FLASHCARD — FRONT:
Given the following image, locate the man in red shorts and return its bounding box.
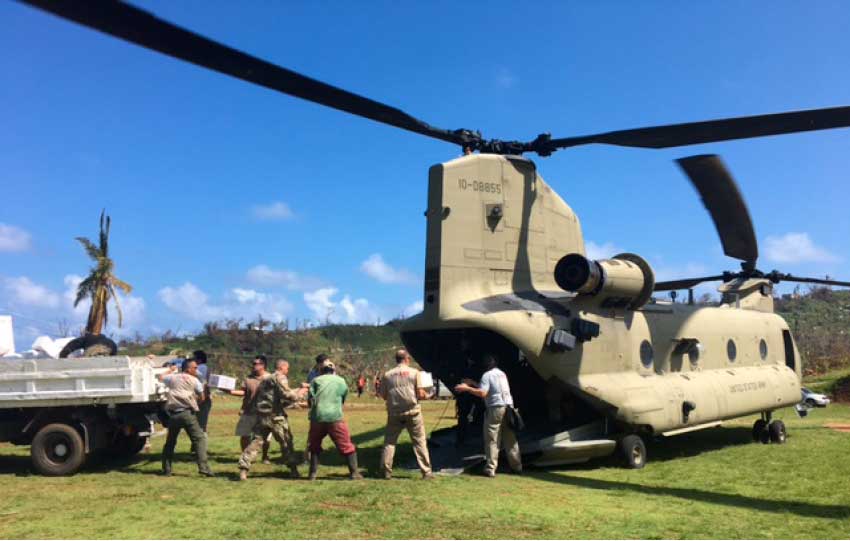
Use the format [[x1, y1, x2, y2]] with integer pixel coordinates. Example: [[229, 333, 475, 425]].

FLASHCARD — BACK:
[[307, 358, 362, 480]]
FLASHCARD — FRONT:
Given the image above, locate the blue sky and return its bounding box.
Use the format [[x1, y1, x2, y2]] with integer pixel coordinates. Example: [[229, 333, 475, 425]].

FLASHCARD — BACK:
[[2, 1, 849, 348]]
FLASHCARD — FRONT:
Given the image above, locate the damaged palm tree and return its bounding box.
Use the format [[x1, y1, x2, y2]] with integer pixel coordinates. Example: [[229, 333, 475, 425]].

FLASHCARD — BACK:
[[60, 210, 133, 358]]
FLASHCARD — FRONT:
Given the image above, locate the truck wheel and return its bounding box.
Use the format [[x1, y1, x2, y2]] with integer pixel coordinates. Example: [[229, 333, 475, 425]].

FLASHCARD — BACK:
[[31, 423, 86, 476], [109, 433, 147, 458], [619, 434, 646, 469], [768, 420, 787, 444]]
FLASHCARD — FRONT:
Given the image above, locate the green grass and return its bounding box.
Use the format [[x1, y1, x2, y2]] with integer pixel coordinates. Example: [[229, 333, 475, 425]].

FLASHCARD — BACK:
[[2, 396, 850, 539]]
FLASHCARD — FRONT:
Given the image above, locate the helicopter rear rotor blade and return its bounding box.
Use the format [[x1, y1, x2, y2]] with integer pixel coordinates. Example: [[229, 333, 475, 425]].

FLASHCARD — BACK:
[[542, 106, 850, 152], [653, 275, 727, 291], [675, 155, 758, 268], [767, 273, 850, 288], [18, 0, 471, 147]]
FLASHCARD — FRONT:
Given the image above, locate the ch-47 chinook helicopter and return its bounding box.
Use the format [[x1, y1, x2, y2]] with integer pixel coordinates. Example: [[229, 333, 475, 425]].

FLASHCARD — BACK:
[[20, 0, 850, 469]]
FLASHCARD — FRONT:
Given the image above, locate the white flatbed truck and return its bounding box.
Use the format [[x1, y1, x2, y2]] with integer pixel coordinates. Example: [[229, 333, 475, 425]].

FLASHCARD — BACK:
[[0, 355, 168, 475]]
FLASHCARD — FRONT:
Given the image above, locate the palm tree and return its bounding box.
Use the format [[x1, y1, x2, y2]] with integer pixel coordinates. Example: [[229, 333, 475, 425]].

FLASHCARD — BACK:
[[74, 210, 132, 336]]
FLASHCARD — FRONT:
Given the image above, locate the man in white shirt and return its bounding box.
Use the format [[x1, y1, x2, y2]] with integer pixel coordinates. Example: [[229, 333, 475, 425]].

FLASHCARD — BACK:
[[190, 350, 212, 433], [454, 354, 522, 477]]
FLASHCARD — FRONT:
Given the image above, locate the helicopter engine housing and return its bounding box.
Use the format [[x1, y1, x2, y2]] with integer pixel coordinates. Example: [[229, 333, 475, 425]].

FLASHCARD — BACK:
[[554, 252, 655, 309]]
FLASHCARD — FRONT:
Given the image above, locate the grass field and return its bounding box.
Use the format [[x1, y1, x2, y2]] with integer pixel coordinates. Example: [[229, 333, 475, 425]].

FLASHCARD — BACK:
[[2, 395, 849, 539]]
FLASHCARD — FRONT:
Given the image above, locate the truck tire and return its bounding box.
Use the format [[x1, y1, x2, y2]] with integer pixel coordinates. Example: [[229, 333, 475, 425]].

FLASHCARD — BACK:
[[31, 423, 86, 476], [108, 433, 147, 458], [59, 334, 117, 358], [619, 434, 647, 469]]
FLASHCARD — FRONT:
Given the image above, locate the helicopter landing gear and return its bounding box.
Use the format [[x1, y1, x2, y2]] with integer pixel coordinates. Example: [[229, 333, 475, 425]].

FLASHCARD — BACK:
[[752, 419, 769, 443], [618, 434, 646, 469], [768, 420, 787, 444], [753, 412, 785, 444]]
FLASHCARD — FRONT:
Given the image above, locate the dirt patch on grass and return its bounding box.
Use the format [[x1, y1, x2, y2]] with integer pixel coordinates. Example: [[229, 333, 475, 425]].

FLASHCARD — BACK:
[[824, 423, 850, 433], [318, 501, 366, 511]]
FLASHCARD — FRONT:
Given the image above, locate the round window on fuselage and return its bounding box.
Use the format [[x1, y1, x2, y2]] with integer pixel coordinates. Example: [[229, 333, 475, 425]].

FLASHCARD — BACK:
[[727, 339, 737, 362], [640, 340, 653, 368], [759, 339, 768, 360]]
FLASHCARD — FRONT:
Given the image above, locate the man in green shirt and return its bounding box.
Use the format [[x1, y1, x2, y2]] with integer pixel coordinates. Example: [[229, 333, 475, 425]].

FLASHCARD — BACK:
[[307, 358, 362, 480]]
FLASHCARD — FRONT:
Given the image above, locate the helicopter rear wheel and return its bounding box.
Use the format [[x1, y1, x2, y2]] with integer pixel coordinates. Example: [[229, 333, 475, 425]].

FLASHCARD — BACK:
[[768, 420, 787, 444], [619, 434, 646, 469], [752, 419, 769, 443]]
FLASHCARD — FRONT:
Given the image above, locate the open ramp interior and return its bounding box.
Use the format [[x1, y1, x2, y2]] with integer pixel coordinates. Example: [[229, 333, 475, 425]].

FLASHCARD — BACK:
[[411, 420, 616, 475]]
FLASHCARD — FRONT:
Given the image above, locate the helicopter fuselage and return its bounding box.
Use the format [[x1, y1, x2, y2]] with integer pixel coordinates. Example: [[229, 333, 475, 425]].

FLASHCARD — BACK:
[[401, 153, 802, 436]]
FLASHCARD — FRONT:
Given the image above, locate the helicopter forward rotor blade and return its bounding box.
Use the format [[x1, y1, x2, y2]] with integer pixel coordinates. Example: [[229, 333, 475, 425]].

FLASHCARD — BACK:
[[653, 275, 727, 291], [676, 155, 758, 267], [18, 0, 471, 147], [542, 106, 850, 152]]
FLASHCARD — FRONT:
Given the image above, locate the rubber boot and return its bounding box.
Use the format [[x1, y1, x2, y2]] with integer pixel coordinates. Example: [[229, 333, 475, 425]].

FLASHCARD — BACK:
[[308, 453, 320, 481], [347, 452, 363, 480], [161, 460, 172, 476]]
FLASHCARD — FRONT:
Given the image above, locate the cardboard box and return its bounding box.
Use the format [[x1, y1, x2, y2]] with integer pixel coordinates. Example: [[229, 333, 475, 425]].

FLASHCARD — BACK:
[[417, 371, 434, 389], [209, 374, 236, 391]]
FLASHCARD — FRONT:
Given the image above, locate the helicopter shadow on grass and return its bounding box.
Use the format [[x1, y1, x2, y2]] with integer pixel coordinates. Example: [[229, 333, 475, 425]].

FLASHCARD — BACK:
[[526, 427, 850, 520], [643, 425, 754, 462], [528, 470, 850, 520]]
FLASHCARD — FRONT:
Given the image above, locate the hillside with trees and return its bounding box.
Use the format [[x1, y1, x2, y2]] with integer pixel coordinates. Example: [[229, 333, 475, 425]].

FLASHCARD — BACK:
[[118, 288, 850, 387], [121, 319, 404, 385], [776, 287, 850, 376]]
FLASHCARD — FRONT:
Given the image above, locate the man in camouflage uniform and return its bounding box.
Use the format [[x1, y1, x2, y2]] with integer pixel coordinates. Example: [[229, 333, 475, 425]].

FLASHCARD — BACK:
[[272, 359, 302, 463], [379, 349, 433, 479], [238, 358, 306, 480]]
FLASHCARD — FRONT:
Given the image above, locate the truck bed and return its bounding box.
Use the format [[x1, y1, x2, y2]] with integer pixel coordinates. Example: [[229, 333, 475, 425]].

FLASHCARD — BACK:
[[0, 355, 168, 409]]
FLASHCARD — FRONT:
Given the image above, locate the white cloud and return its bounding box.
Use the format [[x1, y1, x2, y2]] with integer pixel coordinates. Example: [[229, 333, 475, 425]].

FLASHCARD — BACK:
[[0, 274, 147, 342], [360, 254, 419, 285], [245, 264, 324, 290], [158, 282, 213, 319], [339, 296, 373, 322], [496, 66, 517, 89], [0, 224, 32, 252], [2, 276, 60, 308], [764, 232, 839, 264], [303, 287, 382, 324], [585, 241, 622, 261], [252, 201, 294, 221], [158, 282, 292, 323], [403, 300, 424, 318], [62, 274, 89, 321], [303, 287, 337, 321]]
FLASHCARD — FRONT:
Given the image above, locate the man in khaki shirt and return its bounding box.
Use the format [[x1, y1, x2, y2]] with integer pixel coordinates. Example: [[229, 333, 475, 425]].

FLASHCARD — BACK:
[[158, 359, 214, 477], [379, 349, 433, 479]]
